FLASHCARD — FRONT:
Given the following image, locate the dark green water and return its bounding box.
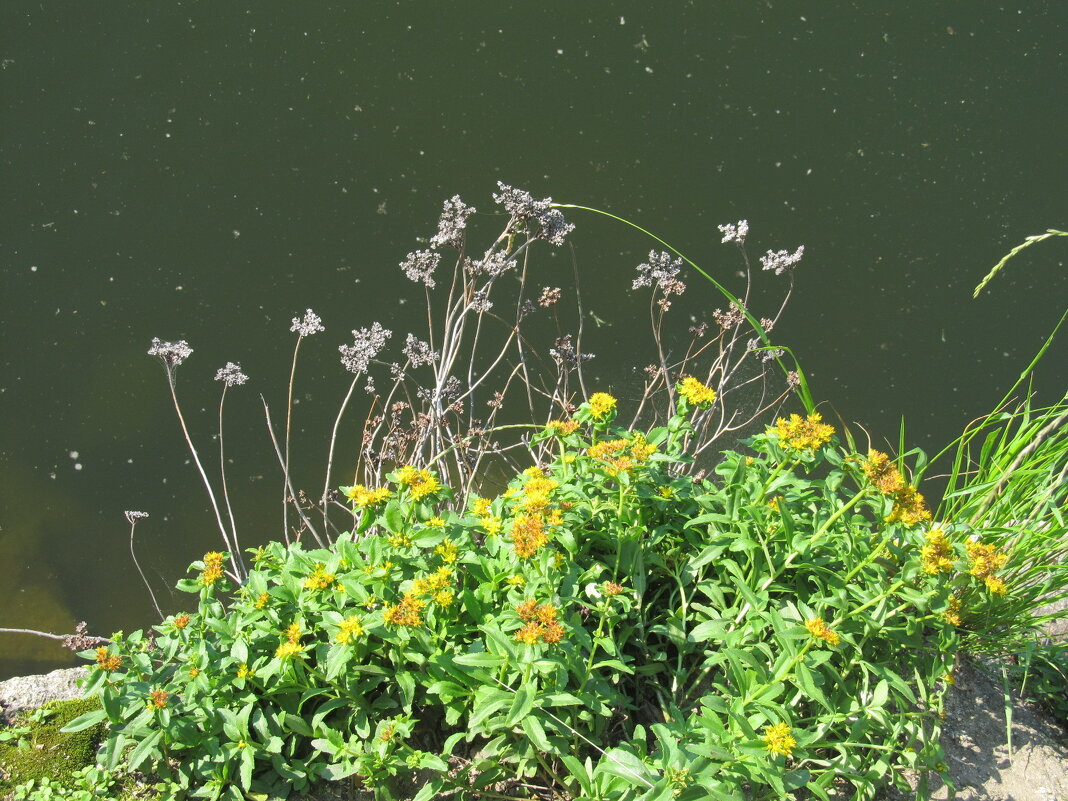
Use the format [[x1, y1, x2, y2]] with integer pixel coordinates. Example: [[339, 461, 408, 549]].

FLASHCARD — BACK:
[[2, 2, 1065, 679]]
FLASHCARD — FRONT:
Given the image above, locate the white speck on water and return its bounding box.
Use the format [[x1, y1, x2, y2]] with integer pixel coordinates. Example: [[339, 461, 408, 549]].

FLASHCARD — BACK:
[[620, 16, 625, 24], [232, 229, 241, 238], [74, 463, 83, 471], [30, 265, 37, 272], [69, 451, 79, 459], [556, 49, 564, 55], [644, 66, 653, 73]]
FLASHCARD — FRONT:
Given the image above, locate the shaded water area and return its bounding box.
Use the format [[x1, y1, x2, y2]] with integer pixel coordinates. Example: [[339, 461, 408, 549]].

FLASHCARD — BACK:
[[2, 2, 1065, 679]]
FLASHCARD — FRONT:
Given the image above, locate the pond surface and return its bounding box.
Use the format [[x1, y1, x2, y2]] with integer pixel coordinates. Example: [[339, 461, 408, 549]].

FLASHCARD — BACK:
[[2, 2, 1065, 679]]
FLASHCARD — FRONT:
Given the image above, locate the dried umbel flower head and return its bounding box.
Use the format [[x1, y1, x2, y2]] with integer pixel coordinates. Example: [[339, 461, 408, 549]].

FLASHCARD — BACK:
[[492, 182, 575, 246], [632, 251, 686, 296], [760, 245, 805, 275], [402, 334, 436, 368], [147, 338, 192, 367], [124, 510, 149, 524], [214, 362, 249, 387], [290, 309, 325, 337], [718, 220, 749, 244], [538, 286, 562, 307], [429, 194, 476, 250], [400, 249, 442, 288], [339, 322, 392, 374]]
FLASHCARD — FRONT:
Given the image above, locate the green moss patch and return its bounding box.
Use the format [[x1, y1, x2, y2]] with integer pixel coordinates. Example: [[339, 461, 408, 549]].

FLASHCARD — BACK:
[[0, 696, 104, 794]]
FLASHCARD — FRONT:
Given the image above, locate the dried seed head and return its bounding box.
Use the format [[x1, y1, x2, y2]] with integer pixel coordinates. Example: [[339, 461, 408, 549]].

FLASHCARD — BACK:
[[290, 309, 325, 337], [214, 362, 249, 387], [147, 338, 192, 367]]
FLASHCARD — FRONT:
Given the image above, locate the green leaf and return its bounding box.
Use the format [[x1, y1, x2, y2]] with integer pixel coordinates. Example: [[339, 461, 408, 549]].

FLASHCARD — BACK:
[[383, 500, 404, 532], [61, 708, 107, 733], [127, 728, 163, 771], [871, 678, 889, 709], [454, 651, 504, 668], [793, 662, 831, 713], [521, 715, 551, 751], [504, 683, 535, 727], [284, 713, 314, 737]]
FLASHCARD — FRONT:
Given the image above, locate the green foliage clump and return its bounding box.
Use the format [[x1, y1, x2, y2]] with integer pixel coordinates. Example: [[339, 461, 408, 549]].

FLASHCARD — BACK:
[[0, 696, 104, 794], [66, 388, 1011, 801]]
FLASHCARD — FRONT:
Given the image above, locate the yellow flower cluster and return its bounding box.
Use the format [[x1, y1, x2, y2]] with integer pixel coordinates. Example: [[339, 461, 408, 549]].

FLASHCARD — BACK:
[[335, 614, 365, 643], [434, 538, 459, 563], [394, 466, 440, 500], [343, 485, 392, 507], [885, 484, 931, 527], [511, 512, 550, 558], [201, 551, 226, 586], [383, 594, 425, 627], [412, 567, 453, 596], [95, 646, 122, 673], [763, 722, 797, 757], [546, 419, 580, 436], [276, 622, 304, 659], [173, 614, 190, 630], [677, 376, 717, 407], [514, 600, 565, 645], [426, 516, 446, 527], [942, 596, 963, 626], [304, 563, 336, 591], [149, 690, 169, 709], [966, 541, 1009, 595], [236, 663, 253, 679], [519, 473, 559, 513], [771, 413, 834, 451], [388, 531, 413, 548], [862, 450, 907, 495], [604, 581, 625, 596], [255, 592, 270, 609], [920, 528, 955, 575], [804, 617, 840, 646], [588, 392, 617, 419], [587, 434, 657, 476]]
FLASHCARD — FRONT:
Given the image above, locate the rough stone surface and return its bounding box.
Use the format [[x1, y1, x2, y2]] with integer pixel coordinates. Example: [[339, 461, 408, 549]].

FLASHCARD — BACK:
[[0, 667, 87, 723]]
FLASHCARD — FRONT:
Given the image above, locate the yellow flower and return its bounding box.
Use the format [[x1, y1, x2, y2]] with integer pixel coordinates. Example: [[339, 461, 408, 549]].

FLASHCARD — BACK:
[[965, 541, 1008, 580], [604, 582, 625, 596], [804, 617, 840, 647], [588, 392, 617, 419], [480, 515, 503, 536], [771, 413, 834, 451], [507, 574, 526, 588], [433, 589, 455, 607], [546, 419, 580, 436], [426, 516, 446, 527], [188, 666, 201, 678], [395, 466, 439, 499], [388, 532, 413, 548], [763, 722, 796, 757], [201, 551, 226, 586], [94, 646, 122, 673], [149, 690, 169, 708], [236, 663, 253, 679], [284, 622, 302, 642], [383, 594, 425, 627], [255, 592, 270, 609], [984, 576, 1008, 596], [659, 486, 675, 499], [335, 615, 365, 643], [886, 485, 931, 527], [275, 641, 303, 659], [435, 538, 459, 563], [677, 376, 717, 407], [920, 528, 955, 575], [412, 567, 453, 595], [303, 563, 336, 591], [173, 614, 191, 630], [942, 596, 963, 627], [862, 450, 906, 495], [471, 497, 492, 516], [343, 485, 392, 507], [511, 512, 550, 558]]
